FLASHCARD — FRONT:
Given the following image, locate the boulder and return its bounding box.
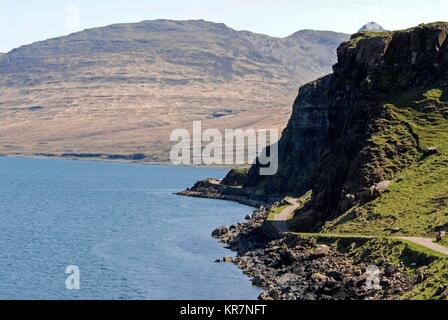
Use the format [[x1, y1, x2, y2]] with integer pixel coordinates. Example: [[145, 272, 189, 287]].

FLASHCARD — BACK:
[[436, 231, 446, 242], [435, 285, 447, 296], [359, 186, 376, 203], [258, 292, 274, 301], [384, 264, 397, 276], [252, 276, 264, 287], [311, 272, 328, 283], [302, 292, 317, 300], [223, 256, 233, 263], [340, 193, 356, 212], [277, 273, 296, 285], [373, 180, 392, 197], [212, 226, 228, 237], [422, 147, 439, 158], [280, 249, 299, 265], [327, 270, 343, 281], [313, 244, 331, 258]]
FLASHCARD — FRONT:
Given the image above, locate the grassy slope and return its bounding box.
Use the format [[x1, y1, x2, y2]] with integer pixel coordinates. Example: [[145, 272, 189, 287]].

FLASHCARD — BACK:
[[323, 85, 448, 241], [278, 85, 448, 299]]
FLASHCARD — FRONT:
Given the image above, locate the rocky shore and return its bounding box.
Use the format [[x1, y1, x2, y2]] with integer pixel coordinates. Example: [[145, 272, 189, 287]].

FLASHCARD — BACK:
[[177, 179, 280, 207], [213, 205, 415, 300]]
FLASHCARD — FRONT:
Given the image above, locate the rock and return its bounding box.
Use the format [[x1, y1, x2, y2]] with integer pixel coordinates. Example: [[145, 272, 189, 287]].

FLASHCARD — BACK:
[[380, 278, 391, 288], [221, 168, 249, 186], [359, 187, 375, 203], [302, 292, 316, 300], [415, 270, 428, 283], [212, 226, 228, 237], [435, 231, 446, 242], [435, 285, 447, 296], [245, 215, 251, 220], [327, 270, 343, 281], [243, 23, 448, 234], [268, 289, 282, 300], [223, 256, 233, 263], [384, 264, 397, 276], [214, 259, 221, 263], [280, 249, 299, 265], [210, 198, 415, 301], [422, 147, 439, 158], [373, 180, 392, 197], [277, 273, 296, 285], [340, 193, 356, 212], [440, 290, 448, 299], [353, 268, 363, 276], [311, 272, 328, 283], [258, 292, 273, 301], [229, 224, 238, 231], [251, 276, 264, 287], [313, 244, 331, 258], [389, 227, 401, 233]]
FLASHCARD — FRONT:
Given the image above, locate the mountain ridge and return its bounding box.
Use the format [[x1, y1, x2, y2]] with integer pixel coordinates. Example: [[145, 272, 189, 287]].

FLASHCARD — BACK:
[[0, 19, 349, 161], [358, 21, 385, 32]]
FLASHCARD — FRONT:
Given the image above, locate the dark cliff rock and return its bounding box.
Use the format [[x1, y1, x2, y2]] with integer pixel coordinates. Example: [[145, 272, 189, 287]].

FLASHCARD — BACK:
[[245, 75, 331, 195], [244, 22, 448, 230], [222, 168, 250, 186]]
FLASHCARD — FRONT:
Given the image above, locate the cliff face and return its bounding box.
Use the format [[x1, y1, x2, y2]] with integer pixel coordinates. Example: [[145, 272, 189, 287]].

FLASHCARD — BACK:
[[245, 75, 331, 195], [246, 22, 448, 230]]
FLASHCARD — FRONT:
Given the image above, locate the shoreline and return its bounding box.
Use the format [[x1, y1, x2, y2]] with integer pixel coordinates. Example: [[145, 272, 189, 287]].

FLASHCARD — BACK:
[[0, 154, 238, 170], [214, 200, 416, 300], [179, 181, 416, 300], [177, 179, 282, 208]]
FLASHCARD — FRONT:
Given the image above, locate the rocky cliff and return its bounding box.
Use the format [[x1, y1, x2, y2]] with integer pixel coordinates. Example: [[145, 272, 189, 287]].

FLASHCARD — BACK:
[[245, 22, 448, 231]]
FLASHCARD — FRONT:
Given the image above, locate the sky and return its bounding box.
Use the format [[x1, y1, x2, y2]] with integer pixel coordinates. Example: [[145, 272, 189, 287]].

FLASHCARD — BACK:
[[1, 0, 447, 53]]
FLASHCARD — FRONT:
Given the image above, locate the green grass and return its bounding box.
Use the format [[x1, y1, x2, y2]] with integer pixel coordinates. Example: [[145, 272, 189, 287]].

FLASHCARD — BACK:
[[404, 259, 448, 300], [269, 85, 448, 298], [348, 31, 392, 48], [323, 85, 448, 238], [267, 205, 289, 221], [281, 86, 448, 299]]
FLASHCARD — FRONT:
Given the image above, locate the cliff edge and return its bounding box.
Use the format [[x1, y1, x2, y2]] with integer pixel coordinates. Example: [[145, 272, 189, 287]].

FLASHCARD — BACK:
[[243, 22, 448, 233]]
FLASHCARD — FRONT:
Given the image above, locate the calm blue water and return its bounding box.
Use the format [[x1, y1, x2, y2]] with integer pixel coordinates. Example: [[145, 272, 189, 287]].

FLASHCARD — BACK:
[[0, 157, 260, 300]]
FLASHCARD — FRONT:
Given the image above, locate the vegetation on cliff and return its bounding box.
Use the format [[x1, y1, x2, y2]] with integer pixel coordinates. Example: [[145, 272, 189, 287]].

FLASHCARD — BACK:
[[241, 22, 448, 236], [220, 22, 448, 299]]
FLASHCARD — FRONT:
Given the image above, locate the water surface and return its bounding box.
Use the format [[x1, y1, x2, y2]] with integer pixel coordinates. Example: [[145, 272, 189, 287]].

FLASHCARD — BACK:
[[0, 157, 260, 299]]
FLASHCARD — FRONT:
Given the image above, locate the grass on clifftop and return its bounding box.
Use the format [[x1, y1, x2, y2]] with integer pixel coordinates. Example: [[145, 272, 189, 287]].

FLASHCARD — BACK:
[[322, 85, 448, 240]]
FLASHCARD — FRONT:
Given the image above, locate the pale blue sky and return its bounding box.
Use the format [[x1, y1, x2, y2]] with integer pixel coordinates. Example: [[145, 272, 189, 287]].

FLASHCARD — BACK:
[[1, 0, 447, 53]]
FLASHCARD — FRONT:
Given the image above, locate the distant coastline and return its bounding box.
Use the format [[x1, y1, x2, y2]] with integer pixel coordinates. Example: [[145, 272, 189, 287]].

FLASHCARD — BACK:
[[0, 154, 241, 170]]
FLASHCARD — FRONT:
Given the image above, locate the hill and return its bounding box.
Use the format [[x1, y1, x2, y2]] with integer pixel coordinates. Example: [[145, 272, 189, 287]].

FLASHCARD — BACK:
[[358, 22, 385, 32], [0, 19, 348, 161]]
